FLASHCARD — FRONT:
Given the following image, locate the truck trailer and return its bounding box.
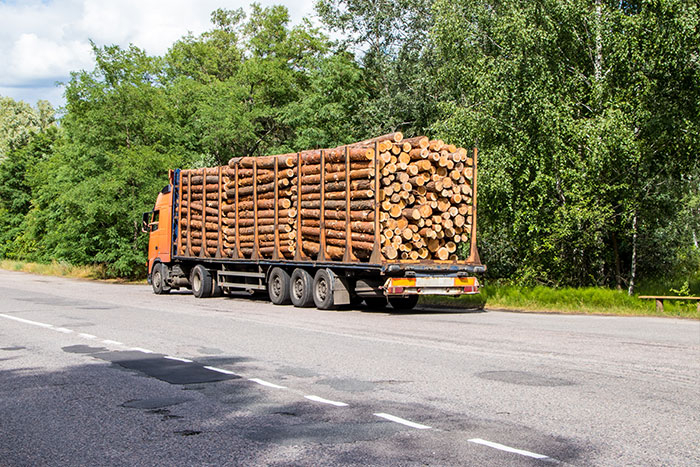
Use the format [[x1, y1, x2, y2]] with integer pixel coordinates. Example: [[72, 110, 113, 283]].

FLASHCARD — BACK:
[[143, 133, 485, 311]]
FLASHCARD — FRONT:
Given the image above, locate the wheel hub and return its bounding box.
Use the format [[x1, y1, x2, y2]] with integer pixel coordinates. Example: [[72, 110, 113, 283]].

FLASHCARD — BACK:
[[317, 279, 327, 301]]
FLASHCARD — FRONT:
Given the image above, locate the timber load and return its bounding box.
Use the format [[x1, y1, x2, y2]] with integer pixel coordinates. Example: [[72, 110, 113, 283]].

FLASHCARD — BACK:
[[174, 132, 479, 264]]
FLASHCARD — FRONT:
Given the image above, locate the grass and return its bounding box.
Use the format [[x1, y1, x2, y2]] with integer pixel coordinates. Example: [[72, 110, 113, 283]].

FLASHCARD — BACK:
[[2, 259, 696, 318], [0, 260, 145, 284], [422, 284, 700, 319]]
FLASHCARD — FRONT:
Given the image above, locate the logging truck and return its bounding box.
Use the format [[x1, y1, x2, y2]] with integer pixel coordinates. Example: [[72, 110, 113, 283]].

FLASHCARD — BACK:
[[143, 133, 485, 311]]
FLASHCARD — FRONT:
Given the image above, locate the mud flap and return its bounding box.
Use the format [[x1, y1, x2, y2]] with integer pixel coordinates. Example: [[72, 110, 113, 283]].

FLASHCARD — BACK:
[[330, 269, 351, 306]]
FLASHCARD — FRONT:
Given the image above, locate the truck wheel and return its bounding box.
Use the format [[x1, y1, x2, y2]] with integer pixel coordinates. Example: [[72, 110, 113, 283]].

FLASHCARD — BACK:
[[190, 265, 212, 298], [388, 295, 419, 311], [210, 275, 222, 297], [268, 267, 291, 305], [290, 268, 314, 307], [363, 297, 387, 309], [313, 269, 336, 310], [152, 263, 171, 295]]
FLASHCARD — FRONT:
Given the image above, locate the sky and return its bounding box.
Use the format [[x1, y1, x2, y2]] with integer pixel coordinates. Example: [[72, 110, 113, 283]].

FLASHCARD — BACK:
[[0, 0, 316, 109]]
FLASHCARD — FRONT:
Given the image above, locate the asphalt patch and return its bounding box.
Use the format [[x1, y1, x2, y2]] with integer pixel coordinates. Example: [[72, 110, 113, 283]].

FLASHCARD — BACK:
[[63, 345, 107, 354], [1, 346, 26, 351], [476, 370, 574, 387], [93, 350, 240, 384], [62, 346, 240, 385], [122, 397, 190, 409]]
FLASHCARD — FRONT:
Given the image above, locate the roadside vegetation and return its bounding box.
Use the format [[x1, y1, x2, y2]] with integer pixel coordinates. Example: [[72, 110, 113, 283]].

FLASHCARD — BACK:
[[423, 282, 700, 319], [1, 1, 698, 306]]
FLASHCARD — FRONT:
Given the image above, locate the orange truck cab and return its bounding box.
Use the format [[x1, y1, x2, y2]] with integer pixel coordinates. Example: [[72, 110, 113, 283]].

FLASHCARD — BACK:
[[143, 173, 174, 281]]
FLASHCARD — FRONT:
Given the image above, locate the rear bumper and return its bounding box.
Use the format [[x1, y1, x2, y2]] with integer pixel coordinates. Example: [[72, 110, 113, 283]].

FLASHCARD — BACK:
[[383, 276, 480, 296]]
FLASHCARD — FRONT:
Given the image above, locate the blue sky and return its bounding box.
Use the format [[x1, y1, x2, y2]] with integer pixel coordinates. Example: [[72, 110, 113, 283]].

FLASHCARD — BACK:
[[0, 0, 316, 109]]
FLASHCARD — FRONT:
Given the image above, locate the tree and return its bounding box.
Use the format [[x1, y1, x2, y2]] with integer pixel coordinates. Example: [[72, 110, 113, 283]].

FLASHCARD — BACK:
[[0, 96, 41, 160], [431, 0, 700, 288]]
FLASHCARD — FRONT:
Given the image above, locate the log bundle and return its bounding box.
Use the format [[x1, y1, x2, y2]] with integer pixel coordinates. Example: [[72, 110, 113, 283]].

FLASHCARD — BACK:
[[174, 133, 477, 263], [177, 167, 226, 257]]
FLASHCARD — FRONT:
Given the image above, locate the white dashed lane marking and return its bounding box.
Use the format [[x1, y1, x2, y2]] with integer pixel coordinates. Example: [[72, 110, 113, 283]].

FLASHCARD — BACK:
[[304, 395, 349, 407], [374, 412, 431, 429], [0, 314, 54, 328], [78, 333, 97, 339], [468, 438, 549, 459], [249, 378, 287, 389], [203, 366, 237, 375], [129, 347, 155, 353], [164, 356, 193, 363], [102, 339, 123, 346], [54, 327, 74, 334]]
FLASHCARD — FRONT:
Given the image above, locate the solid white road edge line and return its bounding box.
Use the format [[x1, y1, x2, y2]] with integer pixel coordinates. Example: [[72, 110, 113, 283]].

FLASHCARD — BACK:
[[468, 438, 549, 459], [78, 333, 97, 339], [248, 378, 287, 389], [53, 327, 73, 334], [129, 347, 155, 354], [304, 395, 349, 407], [164, 356, 193, 363], [203, 366, 237, 375], [0, 314, 54, 329], [374, 412, 431, 429]]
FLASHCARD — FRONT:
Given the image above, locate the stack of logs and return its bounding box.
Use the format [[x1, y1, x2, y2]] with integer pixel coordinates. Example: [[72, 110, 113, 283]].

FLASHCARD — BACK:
[[176, 132, 475, 262], [377, 136, 474, 261], [177, 167, 226, 257]]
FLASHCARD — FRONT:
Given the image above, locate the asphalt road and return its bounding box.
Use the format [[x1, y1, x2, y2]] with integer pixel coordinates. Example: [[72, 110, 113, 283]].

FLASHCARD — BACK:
[[0, 270, 698, 466]]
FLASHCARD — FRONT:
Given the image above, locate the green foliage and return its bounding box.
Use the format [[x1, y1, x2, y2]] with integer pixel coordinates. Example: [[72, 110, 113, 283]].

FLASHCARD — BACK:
[[431, 0, 700, 288], [0, 96, 41, 160], [424, 283, 699, 319]]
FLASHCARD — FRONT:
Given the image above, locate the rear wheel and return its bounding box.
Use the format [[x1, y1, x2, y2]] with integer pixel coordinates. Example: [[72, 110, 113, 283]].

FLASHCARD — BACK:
[[190, 265, 212, 298], [313, 269, 336, 310], [388, 295, 419, 311], [151, 263, 170, 295], [210, 274, 223, 297], [290, 268, 314, 307], [268, 267, 291, 305]]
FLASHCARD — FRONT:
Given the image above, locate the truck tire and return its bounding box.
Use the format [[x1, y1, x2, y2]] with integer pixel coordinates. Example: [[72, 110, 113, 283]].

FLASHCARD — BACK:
[[363, 297, 387, 309], [190, 265, 212, 298], [210, 275, 222, 297], [290, 268, 314, 307], [268, 267, 291, 305], [313, 269, 336, 310], [388, 295, 419, 311], [152, 263, 171, 295]]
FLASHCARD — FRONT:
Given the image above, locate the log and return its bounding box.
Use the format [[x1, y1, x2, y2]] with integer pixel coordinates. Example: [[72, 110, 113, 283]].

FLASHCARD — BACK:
[[299, 199, 374, 210]]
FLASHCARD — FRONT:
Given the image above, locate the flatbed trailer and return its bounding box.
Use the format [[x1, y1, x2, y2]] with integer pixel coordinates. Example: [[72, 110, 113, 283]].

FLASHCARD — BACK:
[[144, 136, 485, 310]]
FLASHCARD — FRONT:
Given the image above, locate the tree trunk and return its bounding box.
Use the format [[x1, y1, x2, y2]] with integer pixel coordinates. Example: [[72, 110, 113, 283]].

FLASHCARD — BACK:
[[612, 231, 622, 290], [628, 210, 638, 296]]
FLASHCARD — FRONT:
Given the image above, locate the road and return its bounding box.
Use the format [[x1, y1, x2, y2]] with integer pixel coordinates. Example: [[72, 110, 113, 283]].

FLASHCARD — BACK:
[[0, 270, 698, 466]]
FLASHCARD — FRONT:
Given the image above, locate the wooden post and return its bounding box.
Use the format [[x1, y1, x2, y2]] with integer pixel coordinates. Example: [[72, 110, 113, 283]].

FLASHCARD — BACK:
[[343, 145, 355, 262], [318, 149, 327, 261], [199, 169, 206, 258], [466, 146, 481, 265], [370, 141, 383, 263], [176, 170, 183, 256], [273, 156, 280, 260], [234, 163, 240, 259], [655, 299, 664, 312], [216, 165, 223, 258], [186, 171, 192, 256], [295, 152, 304, 260], [252, 158, 260, 260]]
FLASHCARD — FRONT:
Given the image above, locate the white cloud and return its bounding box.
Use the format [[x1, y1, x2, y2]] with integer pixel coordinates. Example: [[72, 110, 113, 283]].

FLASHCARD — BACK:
[[0, 0, 317, 107]]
